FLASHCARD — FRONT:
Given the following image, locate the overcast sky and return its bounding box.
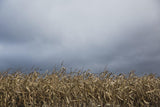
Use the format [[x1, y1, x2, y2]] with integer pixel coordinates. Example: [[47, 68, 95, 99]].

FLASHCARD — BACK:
[[0, 0, 160, 74]]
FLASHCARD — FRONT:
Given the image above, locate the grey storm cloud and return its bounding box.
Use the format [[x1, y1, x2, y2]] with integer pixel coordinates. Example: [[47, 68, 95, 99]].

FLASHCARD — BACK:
[[0, 0, 160, 74]]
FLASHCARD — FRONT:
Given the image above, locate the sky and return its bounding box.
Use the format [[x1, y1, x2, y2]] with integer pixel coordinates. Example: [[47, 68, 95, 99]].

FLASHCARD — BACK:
[[0, 0, 160, 75]]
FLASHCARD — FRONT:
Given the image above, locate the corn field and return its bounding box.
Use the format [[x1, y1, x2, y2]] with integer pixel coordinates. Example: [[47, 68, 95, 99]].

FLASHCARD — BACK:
[[0, 68, 160, 107]]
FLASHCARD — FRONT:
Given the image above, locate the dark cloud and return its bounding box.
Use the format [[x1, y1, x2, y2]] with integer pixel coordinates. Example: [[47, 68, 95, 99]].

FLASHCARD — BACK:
[[0, 0, 160, 75]]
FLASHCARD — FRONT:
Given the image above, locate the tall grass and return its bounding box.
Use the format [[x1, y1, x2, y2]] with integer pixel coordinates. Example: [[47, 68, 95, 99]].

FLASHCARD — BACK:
[[0, 67, 160, 107]]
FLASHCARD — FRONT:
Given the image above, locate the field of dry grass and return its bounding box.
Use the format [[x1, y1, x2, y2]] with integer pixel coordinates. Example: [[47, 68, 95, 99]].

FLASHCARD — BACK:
[[0, 67, 160, 107]]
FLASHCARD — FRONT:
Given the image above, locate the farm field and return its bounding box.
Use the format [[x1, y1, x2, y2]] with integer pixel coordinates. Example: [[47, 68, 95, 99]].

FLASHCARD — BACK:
[[0, 67, 160, 107]]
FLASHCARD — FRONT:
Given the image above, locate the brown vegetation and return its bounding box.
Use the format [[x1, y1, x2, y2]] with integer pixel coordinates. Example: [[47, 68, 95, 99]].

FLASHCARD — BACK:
[[0, 68, 160, 107]]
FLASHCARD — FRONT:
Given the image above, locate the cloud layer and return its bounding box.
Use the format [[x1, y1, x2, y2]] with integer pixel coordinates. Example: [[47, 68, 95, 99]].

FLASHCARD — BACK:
[[0, 0, 160, 74]]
